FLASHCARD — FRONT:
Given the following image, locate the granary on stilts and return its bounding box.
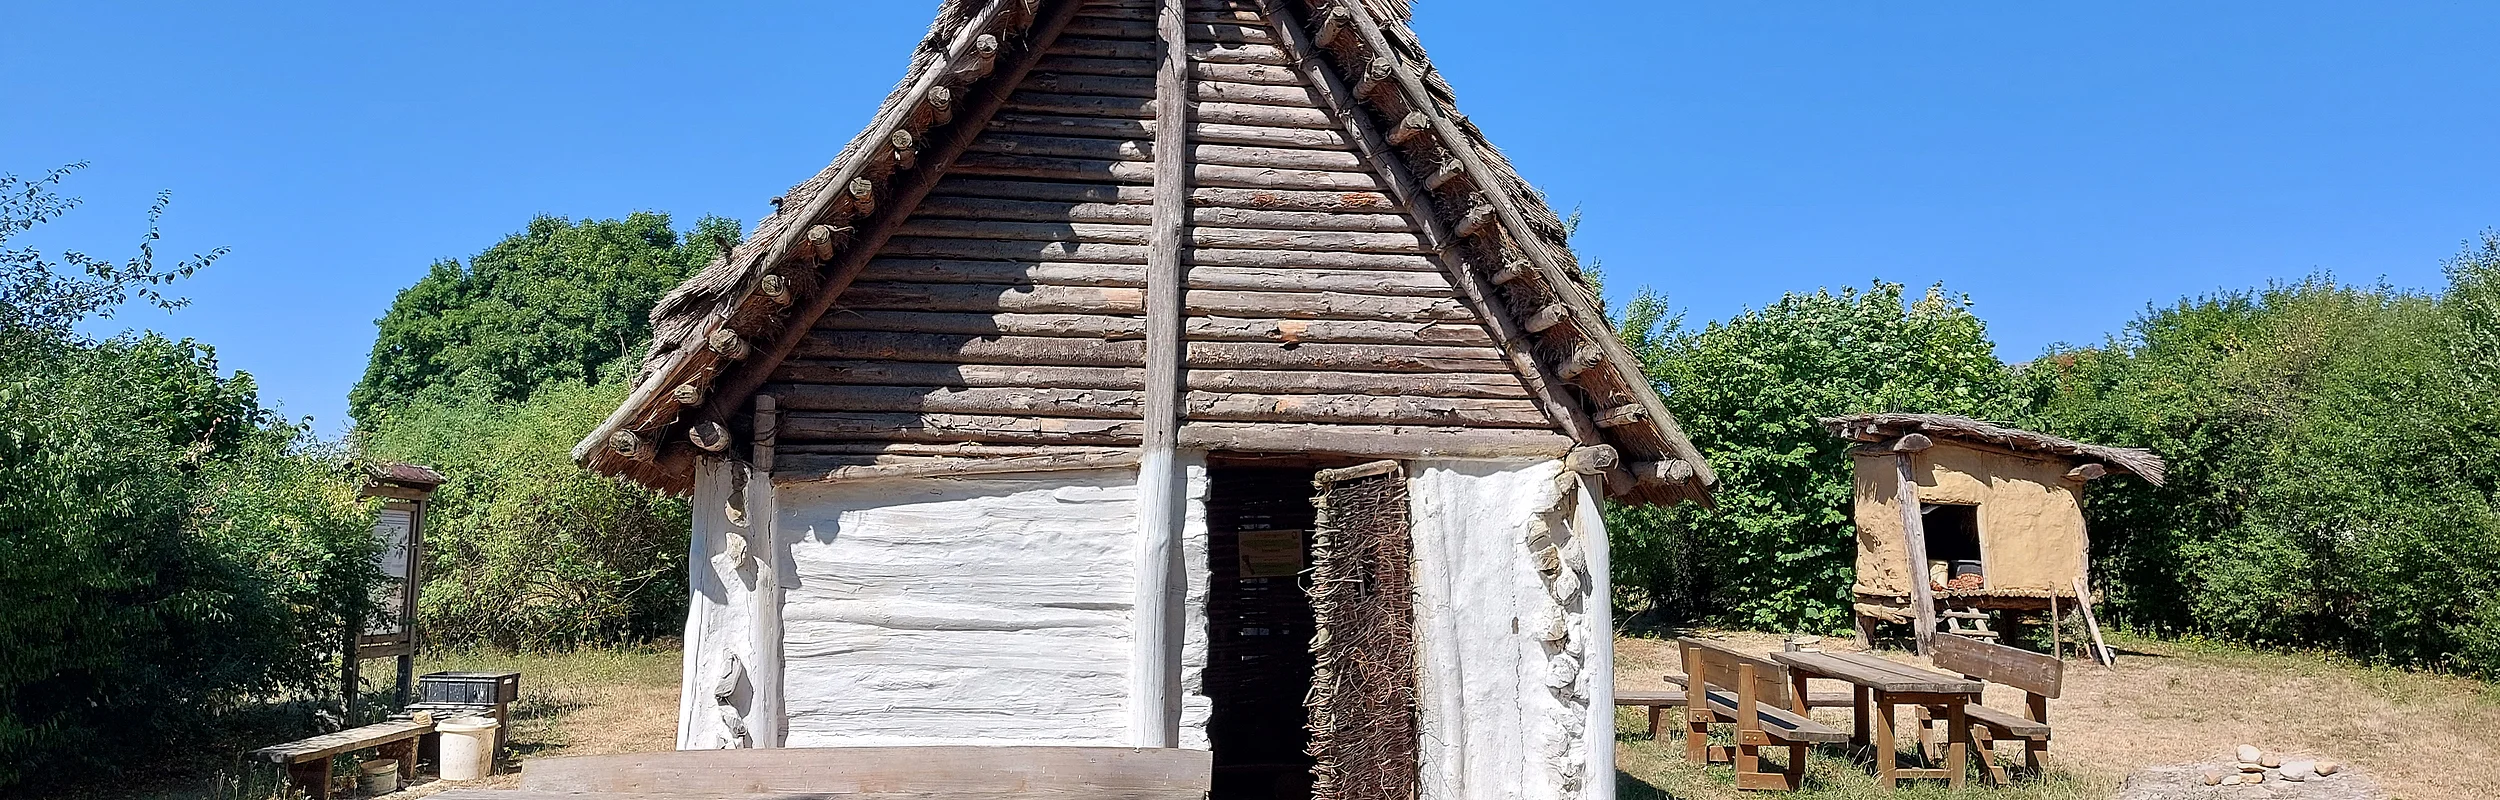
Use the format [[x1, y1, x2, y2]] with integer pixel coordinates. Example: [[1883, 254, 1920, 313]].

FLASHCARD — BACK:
[[574, 2, 1716, 799], [1822, 413, 2163, 652]]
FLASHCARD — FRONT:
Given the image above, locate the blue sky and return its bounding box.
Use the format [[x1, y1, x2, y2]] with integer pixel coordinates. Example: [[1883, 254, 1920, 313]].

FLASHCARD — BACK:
[[7, 2, 2497, 433]]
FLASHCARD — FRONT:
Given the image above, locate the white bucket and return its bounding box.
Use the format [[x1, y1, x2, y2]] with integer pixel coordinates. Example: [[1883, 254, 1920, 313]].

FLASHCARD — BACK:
[[358, 758, 400, 795], [436, 716, 500, 781]]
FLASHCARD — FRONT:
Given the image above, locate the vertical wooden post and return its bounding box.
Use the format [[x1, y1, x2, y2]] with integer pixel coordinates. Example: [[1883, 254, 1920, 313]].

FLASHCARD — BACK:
[[748, 395, 784, 747], [1128, 0, 1189, 749], [1892, 435, 1937, 655]]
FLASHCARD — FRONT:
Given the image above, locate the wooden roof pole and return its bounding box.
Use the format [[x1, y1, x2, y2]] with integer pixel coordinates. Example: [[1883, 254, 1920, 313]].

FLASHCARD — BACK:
[[1328, 0, 1716, 490], [577, 0, 1029, 473], [1259, 0, 1602, 448], [686, 0, 1088, 464], [1128, 0, 1190, 750]]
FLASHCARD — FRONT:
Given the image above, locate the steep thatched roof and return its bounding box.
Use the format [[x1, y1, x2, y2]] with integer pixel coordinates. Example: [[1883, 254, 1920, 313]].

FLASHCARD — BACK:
[[571, 0, 1716, 503], [1822, 413, 2166, 486]]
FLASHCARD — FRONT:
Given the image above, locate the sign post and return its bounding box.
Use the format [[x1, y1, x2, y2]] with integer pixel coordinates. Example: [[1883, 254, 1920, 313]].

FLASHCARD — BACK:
[[355, 463, 444, 711]]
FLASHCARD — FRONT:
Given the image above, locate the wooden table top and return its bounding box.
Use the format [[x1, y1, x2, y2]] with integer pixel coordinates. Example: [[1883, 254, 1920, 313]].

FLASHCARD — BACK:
[[1769, 650, 1983, 695]]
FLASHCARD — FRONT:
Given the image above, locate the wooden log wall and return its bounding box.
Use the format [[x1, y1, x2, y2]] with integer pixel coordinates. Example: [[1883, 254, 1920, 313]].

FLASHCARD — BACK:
[[766, 0, 1568, 473]]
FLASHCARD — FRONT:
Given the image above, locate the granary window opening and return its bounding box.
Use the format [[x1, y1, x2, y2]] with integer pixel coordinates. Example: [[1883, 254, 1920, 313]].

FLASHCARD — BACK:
[[1920, 503, 1985, 590], [1204, 465, 1321, 800]]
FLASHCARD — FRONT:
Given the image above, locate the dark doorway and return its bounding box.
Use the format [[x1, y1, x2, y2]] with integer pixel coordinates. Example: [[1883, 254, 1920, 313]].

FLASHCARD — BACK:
[[1205, 465, 1319, 800]]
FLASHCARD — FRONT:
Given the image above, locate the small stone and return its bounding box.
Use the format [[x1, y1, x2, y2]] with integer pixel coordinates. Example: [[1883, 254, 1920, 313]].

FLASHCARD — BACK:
[[2316, 761, 2342, 775], [2260, 753, 2282, 768], [2202, 770, 2225, 786], [2236, 744, 2263, 763], [2239, 762, 2266, 773], [2246, 770, 2267, 784]]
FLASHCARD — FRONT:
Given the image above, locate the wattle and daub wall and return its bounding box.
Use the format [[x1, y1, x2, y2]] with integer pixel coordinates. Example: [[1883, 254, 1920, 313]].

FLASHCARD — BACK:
[[1850, 443, 2090, 601]]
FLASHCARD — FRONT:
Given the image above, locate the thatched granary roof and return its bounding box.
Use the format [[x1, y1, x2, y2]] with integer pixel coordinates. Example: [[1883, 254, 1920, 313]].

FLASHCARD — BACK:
[[571, 0, 1716, 503], [1822, 413, 2166, 486]]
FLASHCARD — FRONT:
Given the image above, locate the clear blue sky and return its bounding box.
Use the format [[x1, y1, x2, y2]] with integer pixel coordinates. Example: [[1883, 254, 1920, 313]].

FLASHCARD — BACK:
[[8, 2, 2497, 433]]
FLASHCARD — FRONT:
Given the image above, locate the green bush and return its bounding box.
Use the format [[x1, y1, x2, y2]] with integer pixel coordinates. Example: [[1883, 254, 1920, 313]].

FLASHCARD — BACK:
[[360, 381, 690, 650], [2023, 239, 2500, 675], [1609, 282, 2017, 632], [0, 335, 378, 787]]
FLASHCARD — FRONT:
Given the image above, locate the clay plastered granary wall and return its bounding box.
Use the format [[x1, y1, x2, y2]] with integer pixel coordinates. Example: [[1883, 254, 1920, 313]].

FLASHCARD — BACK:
[[1849, 442, 2088, 600]]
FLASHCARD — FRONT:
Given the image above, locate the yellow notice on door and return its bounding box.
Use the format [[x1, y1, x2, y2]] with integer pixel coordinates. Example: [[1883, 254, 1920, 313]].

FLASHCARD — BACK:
[[1238, 530, 1305, 579]]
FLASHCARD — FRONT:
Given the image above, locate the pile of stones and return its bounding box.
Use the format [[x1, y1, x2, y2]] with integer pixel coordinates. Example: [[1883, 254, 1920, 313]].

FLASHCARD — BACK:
[[2203, 745, 2344, 787]]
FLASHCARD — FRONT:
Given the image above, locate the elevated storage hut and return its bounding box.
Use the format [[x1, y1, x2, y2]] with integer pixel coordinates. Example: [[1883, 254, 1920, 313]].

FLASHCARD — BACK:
[[1823, 414, 2163, 648], [571, 2, 1714, 800]]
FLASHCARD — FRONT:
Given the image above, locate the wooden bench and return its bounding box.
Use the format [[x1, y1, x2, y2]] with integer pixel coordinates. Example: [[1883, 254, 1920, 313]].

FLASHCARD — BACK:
[[1677, 638, 1848, 791], [427, 745, 1213, 800], [1616, 687, 1688, 738], [252, 719, 431, 800], [1919, 633, 2062, 784]]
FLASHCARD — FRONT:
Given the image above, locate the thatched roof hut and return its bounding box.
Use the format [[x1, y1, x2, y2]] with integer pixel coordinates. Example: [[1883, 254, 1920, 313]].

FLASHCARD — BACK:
[[1824, 413, 2163, 645]]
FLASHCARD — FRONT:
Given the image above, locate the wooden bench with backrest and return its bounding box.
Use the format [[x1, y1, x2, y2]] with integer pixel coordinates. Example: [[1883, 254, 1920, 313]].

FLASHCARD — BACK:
[[1619, 654, 1855, 741], [426, 745, 1213, 800], [1921, 633, 2062, 784], [1677, 638, 1849, 791], [252, 719, 431, 800]]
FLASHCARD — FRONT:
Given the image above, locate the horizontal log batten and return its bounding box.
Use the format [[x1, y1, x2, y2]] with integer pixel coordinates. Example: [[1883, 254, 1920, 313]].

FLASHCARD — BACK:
[[965, 135, 1365, 171], [1191, 101, 1336, 128], [831, 282, 1474, 320], [762, 384, 1548, 427], [950, 153, 1383, 191], [1177, 422, 1576, 459], [774, 450, 1147, 485], [925, 179, 1405, 215], [771, 361, 1534, 399], [792, 331, 1508, 372], [983, 115, 1353, 150], [888, 219, 1426, 254], [910, 196, 1414, 232], [781, 412, 1144, 445], [853, 260, 1453, 295], [877, 236, 1438, 270], [813, 309, 1494, 347]]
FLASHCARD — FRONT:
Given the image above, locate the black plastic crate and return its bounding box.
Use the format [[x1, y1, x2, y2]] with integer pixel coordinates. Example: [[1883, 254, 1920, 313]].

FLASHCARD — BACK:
[[417, 671, 519, 706]]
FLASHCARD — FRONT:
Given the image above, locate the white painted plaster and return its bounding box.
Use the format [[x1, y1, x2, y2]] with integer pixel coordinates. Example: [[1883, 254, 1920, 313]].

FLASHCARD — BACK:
[[1408, 458, 1605, 800]]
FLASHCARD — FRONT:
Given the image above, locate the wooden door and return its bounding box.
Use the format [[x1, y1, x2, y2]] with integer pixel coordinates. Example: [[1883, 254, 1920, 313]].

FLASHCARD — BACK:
[[1305, 461, 1418, 800]]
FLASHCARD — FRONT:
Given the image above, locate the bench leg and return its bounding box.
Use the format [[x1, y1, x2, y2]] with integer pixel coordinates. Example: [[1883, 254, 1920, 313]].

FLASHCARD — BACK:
[[1972, 726, 2010, 786], [2026, 736, 2048, 773], [1945, 703, 1969, 790], [1685, 708, 1710, 765], [390, 737, 420, 782], [1915, 706, 1942, 763], [1785, 742, 1807, 788], [1647, 705, 1663, 739], [287, 760, 331, 800], [1874, 693, 1898, 788], [1850, 685, 1870, 752]]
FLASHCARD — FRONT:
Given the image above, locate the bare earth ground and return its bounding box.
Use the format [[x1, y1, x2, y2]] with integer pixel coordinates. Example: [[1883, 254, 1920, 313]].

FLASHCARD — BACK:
[[116, 635, 2489, 799], [386, 647, 682, 798], [1616, 631, 2500, 800]]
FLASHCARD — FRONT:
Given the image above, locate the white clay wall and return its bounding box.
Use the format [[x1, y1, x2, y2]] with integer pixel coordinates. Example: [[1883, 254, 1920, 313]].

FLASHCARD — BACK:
[[676, 460, 1212, 750], [674, 457, 1606, 800], [1410, 459, 1613, 800]]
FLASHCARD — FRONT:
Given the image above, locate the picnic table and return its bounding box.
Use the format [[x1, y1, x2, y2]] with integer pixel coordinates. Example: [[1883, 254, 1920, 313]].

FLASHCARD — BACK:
[[1769, 650, 1984, 789]]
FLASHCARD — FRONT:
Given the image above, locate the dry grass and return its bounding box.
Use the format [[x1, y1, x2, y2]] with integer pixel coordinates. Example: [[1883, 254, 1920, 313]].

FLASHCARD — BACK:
[[1615, 631, 2500, 800], [393, 646, 681, 795]]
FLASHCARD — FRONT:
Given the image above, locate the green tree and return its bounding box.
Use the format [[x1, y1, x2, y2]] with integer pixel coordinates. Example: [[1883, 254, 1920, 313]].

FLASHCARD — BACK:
[[348, 212, 737, 424], [0, 165, 378, 788], [1610, 282, 2018, 632], [360, 381, 690, 649]]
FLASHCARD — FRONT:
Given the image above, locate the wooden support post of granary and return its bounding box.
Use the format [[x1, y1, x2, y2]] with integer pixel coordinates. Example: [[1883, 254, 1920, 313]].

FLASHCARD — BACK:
[[1823, 414, 2164, 654], [571, 2, 1719, 798]]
